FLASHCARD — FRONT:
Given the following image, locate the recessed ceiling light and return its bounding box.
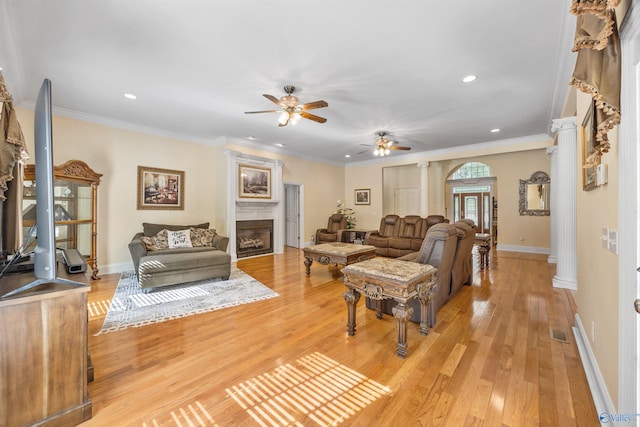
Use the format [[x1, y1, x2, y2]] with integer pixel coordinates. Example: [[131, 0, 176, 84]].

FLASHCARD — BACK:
[[274, 143, 284, 147], [462, 75, 477, 83], [345, 154, 351, 158], [124, 93, 137, 100], [490, 128, 500, 133], [247, 136, 256, 140]]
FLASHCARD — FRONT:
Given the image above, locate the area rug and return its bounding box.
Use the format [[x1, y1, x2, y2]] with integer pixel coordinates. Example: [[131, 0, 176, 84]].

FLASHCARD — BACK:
[[96, 266, 278, 335]]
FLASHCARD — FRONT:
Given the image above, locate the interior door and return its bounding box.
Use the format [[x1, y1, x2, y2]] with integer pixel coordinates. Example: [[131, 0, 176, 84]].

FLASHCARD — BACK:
[[284, 185, 300, 248]]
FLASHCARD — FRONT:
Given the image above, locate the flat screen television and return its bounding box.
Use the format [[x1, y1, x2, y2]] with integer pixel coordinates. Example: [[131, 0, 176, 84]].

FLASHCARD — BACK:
[[1, 79, 84, 298]]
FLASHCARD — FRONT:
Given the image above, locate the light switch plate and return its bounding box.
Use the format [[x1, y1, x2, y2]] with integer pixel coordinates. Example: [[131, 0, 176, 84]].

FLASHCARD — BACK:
[[596, 163, 608, 186], [608, 229, 618, 254], [601, 227, 609, 249]]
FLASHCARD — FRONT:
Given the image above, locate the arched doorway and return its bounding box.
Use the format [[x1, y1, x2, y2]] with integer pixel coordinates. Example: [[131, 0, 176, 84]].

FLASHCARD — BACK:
[[447, 161, 496, 237]]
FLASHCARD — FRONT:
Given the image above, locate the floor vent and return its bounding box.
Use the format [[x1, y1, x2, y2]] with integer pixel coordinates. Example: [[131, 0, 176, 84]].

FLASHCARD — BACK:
[[550, 327, 570, 344]]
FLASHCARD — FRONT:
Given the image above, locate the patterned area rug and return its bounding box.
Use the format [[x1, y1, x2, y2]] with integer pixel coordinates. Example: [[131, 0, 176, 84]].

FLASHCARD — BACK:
[[96, 266, 278, 335]]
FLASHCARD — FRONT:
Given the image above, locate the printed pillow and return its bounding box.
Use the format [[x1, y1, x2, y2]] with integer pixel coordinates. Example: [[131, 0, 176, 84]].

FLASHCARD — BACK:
[[141, 229, 169, 251], [190, 227, 217, 247], [167, 229, 193, 249]]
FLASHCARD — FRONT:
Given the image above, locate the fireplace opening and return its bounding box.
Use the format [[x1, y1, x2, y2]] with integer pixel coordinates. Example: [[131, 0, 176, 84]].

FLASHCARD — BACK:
[[236, 219, 273, 258]]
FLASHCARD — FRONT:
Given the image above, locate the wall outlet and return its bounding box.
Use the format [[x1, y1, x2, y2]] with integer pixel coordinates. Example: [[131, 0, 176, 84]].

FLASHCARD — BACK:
[[310, 235, 314, 242]]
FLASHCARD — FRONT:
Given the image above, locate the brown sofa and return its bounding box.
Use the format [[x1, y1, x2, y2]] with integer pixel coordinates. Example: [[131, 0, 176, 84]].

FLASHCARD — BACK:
[[128, 222, 231, 292], [365, 220, 476, 327], [364, 214, 449, 257]]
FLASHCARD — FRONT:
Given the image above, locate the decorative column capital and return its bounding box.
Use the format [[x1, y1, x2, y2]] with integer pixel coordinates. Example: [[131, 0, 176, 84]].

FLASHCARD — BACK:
[[417, 161, 430, 168], [551, 116, 577, 133], [546, 145, 558, 155]]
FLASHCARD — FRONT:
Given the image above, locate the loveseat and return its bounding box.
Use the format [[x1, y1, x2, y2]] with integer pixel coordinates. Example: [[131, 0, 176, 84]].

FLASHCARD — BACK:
[[365, 220, 476, 327], [364, 214, 449, 257], [128, 222, 231, 292]]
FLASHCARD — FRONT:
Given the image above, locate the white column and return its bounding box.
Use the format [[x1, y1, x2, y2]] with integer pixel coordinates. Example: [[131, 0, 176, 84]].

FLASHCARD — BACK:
[[418, 161, 430, 216], [546, 145, 558, 264], [550, 117, 577, 290]]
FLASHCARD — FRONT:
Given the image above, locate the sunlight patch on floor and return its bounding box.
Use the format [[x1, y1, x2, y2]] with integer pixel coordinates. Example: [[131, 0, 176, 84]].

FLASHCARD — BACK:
[[226, 352, 391, 427], [87, 299, 111, 318], [143, 401, 219, 427]]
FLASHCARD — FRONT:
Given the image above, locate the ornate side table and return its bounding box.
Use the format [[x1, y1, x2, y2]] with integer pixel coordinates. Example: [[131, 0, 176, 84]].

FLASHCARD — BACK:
[[341, 258, 437, 358], [302, 242, 376, 275], [474, 233, 492, 269]]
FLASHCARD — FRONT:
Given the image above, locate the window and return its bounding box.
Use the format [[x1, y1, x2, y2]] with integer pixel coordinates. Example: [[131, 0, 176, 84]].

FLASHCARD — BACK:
[[451, 162, 491, 179]]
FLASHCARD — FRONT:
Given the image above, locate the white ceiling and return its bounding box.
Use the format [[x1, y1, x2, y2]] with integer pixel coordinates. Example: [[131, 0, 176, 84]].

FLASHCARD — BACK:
[[0, 0, 576, 165]]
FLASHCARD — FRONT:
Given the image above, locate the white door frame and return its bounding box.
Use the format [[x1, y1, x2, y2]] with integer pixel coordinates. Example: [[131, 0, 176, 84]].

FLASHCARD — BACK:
[[618, 5, 640, 419], [284, 182, 304, 248]]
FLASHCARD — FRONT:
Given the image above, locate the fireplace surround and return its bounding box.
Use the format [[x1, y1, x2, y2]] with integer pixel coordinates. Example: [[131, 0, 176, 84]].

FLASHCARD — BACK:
[[226, 150, 284, 260]]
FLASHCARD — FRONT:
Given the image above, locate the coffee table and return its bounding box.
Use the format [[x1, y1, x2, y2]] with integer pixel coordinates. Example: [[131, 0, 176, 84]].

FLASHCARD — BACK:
[[302, 242, 376, 275], [341, 257, 437, 358]]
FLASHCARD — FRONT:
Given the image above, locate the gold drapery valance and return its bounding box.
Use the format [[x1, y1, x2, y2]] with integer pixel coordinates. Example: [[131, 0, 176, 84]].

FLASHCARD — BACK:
[[569, 0, 621, 166]]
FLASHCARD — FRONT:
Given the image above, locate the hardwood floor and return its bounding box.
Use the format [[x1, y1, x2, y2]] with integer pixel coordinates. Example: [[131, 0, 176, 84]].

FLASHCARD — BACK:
[[82, 247, 599, 426]]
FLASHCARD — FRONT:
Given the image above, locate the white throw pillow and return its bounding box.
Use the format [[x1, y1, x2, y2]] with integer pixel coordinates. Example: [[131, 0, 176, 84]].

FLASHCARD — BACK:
[[167, 229, 193, 249]]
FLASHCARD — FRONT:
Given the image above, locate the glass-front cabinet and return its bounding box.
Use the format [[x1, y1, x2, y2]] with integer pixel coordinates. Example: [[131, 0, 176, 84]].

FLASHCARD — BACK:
[[23, 160, 102, 279]]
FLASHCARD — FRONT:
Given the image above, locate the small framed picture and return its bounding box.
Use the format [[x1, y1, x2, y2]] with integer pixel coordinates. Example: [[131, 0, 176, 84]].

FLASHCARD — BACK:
[[581, 101, 599, 191], [137, 166, 184, 210], [354, 188, 370, 205], [239, 164, 271, 199]]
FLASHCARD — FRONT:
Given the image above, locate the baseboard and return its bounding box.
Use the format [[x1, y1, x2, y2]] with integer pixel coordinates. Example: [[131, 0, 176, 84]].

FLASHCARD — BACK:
[[496, 244, 550, 254], [572, 313, 616, 419], [99, 262, 133, 275]]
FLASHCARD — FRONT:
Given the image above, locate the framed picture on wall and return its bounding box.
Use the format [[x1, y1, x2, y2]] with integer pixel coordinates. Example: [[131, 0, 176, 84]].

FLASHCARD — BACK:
[[239, 164, 271, 199], [581, 100, 599, 191], [354, 188, 370, 205], [137, 166, 185, 210]]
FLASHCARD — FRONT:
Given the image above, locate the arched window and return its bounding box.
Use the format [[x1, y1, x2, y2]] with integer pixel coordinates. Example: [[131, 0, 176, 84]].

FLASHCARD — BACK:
[[451, 161, 491, 179]]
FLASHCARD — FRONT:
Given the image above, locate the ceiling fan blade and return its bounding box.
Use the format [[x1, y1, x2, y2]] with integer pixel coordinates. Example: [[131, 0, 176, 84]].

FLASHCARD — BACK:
[[263, 94, 284, 107], [244, 110, 279, 114], [300, 111, 327, 123], [390, 146, 411, 150], [300, 100, 328, 110], [356, 149, 371, 155]]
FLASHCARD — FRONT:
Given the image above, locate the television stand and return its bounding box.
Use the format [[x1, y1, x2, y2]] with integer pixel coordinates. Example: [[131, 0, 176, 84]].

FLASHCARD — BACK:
[[0, 270, 92, 426]]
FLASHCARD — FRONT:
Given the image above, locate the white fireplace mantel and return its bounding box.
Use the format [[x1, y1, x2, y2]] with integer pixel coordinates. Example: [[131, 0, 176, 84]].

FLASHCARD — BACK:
[[225, 150, 284, 261]]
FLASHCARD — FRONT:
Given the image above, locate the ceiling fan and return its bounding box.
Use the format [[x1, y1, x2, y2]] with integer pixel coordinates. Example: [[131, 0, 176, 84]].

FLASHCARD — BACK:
[[244, 85, 328, 127], [359, 131, 411, 156]]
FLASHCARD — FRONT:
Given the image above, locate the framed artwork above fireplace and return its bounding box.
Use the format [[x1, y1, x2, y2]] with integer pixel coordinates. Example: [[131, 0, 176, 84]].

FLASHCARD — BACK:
[[239, 164, 271, 199]]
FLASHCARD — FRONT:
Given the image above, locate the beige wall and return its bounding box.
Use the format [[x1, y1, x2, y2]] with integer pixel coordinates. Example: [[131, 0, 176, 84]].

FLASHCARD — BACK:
[[436, 149, 551, 250], [222, 142, 345, 244], [574, 91, 620, 405], [15, 109, 346, 271], [16, 108, 222, 272], [346, 146, 552, 251]]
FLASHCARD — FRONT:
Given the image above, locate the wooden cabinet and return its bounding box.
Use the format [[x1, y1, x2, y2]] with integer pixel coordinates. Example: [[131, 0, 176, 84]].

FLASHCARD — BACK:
[[0, 273, 92, 426], [23, 160, 102, 279]]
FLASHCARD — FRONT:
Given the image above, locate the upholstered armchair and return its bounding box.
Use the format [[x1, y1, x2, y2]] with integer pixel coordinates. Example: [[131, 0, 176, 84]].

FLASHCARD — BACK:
[[315, 213, 347, 244], [450, 220, 476, 295], [366, 223, 459, 327]]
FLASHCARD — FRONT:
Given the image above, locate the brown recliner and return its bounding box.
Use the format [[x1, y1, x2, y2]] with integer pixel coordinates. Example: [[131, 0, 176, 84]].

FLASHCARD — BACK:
[[315, 214, 347, 244], [450, 220, 476, 294], [366, 223, 459, 327]]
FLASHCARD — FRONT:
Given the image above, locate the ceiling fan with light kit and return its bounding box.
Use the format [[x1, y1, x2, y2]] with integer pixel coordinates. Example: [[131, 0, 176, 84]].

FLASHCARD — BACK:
[[244, 85, 328, 127], [359, 131, 411, 156]]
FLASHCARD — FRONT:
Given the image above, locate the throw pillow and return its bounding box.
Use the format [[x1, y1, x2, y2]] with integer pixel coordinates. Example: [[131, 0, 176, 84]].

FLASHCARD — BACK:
[[143, 222, 210, 237], [167, 229, 193, 249], [190, 227, 217, 247], [141, 229, 169, 251]]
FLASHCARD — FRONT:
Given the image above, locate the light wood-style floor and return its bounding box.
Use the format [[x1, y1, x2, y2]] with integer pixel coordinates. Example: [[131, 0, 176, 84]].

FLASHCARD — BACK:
[[82, 247, 599, 426]]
